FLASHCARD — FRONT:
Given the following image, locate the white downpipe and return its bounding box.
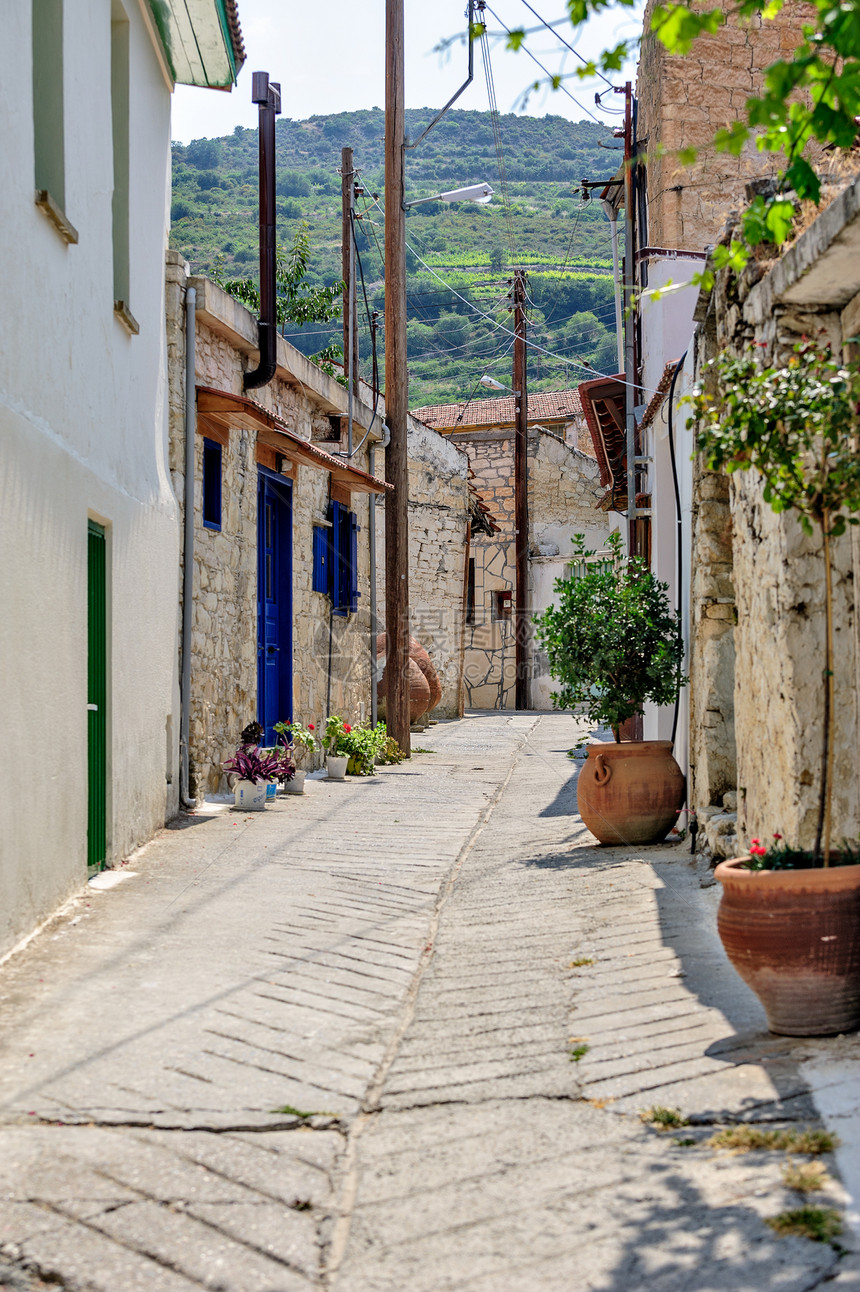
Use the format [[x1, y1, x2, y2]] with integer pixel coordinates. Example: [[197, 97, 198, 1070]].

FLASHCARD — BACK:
[[179, 286, 197, 808]]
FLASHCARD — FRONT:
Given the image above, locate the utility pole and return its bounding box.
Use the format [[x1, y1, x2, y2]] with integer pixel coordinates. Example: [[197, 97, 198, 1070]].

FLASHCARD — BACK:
[[622, 80, 637, 554], [341, 146, 359, 405], [384, 0, 411, 754], [513, 268, 529, 712]]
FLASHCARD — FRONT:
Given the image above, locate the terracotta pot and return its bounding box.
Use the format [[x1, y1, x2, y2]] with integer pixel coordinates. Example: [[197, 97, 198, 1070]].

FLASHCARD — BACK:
[[576, 740, 685, 846], [715, 856, 860, 1036], [375, 634, 433, 722], [410, 642, 443, 712]]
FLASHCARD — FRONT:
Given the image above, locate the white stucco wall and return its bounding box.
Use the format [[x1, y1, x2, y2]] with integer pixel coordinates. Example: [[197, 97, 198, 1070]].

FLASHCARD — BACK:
[[0, 2, 180, 958], [640, 259, 699, 771]]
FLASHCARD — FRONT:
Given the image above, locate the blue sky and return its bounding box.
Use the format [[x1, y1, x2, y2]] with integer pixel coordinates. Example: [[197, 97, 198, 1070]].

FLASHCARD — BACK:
[[171, 0, 643, 142]]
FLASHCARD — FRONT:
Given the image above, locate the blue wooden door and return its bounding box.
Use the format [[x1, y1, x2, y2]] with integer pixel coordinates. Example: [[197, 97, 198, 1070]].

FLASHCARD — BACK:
[[257, 472, 293, 744]]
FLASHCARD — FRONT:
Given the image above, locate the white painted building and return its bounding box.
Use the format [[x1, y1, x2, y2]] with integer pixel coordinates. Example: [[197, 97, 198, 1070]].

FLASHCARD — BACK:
[[0, 1, 244, 959]]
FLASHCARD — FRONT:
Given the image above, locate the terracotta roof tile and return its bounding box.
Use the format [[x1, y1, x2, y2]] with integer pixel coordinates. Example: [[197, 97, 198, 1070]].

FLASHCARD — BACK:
[[410, 388, 583, 431]]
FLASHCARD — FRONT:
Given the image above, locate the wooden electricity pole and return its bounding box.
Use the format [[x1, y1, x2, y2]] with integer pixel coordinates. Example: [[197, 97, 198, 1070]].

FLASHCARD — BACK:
[[513, 268, 530, 712], [384, 0, 411, 753], [341, 146, 359, 399]]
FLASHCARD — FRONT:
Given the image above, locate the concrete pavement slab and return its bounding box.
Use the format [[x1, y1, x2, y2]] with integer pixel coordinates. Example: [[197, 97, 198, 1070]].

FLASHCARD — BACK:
[[0, 712, 857, 1291]]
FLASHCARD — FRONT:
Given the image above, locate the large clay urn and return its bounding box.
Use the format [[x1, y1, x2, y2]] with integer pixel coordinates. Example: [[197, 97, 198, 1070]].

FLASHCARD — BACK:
[[576, 740, 685, 846], [715, 856, 860, 1036], [376, 633, 439, 722]]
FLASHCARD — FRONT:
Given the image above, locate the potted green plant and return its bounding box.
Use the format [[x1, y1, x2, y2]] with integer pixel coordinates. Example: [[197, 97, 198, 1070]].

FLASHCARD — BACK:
[[222, 744, 291, 811], [273, 720, 317, 794], [324, 715, 352, 780], [534, 530, 687, 845], [691, 342, 860, 1036]]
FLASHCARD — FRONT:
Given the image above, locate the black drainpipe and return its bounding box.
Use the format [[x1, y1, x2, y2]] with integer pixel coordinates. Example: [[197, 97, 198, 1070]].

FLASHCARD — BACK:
[[244, 71, 281, 391]]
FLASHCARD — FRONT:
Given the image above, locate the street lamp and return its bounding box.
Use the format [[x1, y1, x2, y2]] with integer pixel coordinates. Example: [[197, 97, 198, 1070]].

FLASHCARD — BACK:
[[404, 183, 494, 210]]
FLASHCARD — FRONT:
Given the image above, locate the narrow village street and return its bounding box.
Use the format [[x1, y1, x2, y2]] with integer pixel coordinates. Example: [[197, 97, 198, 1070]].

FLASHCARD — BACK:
[[1, 713, 858, 1292]]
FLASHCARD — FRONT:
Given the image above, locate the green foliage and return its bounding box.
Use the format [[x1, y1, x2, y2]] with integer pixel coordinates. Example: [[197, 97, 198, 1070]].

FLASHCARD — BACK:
[[505, 0, 860, 258], [534, 530, 687, 741], [215, 223, 343, 332], [766, 1207, 842, 1243], [170, 109, 620, 405], [691, 345, 860, 537], [324, 717, 401, 774]]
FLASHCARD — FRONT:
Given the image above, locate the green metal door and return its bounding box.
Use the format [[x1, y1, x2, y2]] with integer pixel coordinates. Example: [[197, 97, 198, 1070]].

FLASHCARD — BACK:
[[87, 521, 107, 870]]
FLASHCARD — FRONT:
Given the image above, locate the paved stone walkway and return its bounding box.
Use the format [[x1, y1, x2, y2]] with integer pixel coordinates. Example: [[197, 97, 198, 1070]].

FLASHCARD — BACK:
[[0, 713, 857, 1291]]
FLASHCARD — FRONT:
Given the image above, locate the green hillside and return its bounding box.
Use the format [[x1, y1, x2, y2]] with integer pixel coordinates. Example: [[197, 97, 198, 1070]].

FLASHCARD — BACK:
[[170, 109, 623, 405]]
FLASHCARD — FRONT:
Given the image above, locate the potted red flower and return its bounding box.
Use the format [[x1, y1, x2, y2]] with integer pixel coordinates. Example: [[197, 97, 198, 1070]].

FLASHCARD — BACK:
[[324, 716, 352, 781]]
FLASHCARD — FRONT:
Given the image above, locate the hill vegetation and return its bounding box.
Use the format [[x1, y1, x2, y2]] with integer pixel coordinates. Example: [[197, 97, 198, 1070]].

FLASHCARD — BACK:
[[170, 108, 623, 406]]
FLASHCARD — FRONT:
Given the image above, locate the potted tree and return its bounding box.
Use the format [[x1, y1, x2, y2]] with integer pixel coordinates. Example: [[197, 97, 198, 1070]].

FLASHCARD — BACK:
[[692, 342, 860, 1036], [534, 530, 687, 845]]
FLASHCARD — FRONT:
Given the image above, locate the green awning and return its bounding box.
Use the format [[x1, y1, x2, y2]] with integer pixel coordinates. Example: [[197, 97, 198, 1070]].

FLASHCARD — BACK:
[[147, 0, 245, 88]]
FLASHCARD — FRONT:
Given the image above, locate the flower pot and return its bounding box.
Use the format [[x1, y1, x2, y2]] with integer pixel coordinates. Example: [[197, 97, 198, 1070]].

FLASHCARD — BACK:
[[283, 770, 306, 795], [326, 755, 349, 781], [576, 740, 685, 846], [265, 779, 278, 802], [715, 856, 860, 1036], [234, 779, 267, 810]]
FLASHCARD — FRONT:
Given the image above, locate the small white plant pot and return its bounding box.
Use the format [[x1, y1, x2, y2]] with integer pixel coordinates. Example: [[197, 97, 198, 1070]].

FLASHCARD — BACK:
[[283, 770, 307, 795], [265, 779, 278, 803], [234, 779, 267, 810], [326, 755, 349, 781]]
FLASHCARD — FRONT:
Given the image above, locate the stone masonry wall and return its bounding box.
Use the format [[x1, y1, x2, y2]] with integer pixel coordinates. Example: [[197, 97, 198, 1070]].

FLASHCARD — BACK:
[[450, 426, 607, 709], [375, 417, 471, 719], [690, 193, 860, 851], [638, 0, 812, 252], [167, 259, 374, 795]]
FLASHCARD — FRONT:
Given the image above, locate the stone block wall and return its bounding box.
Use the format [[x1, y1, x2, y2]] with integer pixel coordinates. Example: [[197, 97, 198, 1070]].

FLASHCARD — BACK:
[[450, 425, 608, 710], [638, 0, 812, 252], [375, 416, 471, 719], [690, 180, 860, 851], [167, 258, 375, 795]]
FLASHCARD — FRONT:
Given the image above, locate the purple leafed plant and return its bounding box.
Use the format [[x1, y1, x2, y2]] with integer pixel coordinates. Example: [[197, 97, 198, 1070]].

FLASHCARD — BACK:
[[222, 744, 295, 785]]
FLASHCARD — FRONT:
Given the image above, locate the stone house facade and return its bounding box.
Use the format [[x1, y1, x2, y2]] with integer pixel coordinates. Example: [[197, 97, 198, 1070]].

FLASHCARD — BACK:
[[691, 177, 860, 855], [411, 393, 609, 710], [611, 0, 813, 828], [167, 258, 472, 794]]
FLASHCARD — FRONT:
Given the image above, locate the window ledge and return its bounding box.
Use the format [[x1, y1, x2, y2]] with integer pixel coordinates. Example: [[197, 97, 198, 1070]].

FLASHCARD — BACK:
[[35, 190, 78, 244], [114, 301, 140, 335]]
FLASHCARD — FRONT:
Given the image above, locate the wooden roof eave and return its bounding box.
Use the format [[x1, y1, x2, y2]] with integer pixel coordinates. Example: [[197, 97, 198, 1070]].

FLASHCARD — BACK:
[[196, 387, 390, 496]]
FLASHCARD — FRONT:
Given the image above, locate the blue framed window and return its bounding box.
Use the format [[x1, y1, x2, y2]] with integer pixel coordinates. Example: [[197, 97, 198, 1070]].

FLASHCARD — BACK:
[[202, 437, 222, 530], [312, 524, 329, 592], [313, 501, 359, 615]]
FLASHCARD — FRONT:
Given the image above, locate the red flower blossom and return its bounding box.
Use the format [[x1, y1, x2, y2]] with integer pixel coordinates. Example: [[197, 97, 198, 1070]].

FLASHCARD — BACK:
[[773, 832, 782, 840], [343, 723, 352, 733], [749, 843, 767, 857], [308, 724, 315, 730]]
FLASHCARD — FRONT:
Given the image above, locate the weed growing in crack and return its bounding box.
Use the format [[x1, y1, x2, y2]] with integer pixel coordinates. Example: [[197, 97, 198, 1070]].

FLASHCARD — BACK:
[[766, 1206, 842, 1243], [272, 1105, 334, 1120], [707, 1126, 837, 1155], [672, 1136, 698, 1148], [569, 956, 594, 968], [569, 1044, 590, 1062], [640, 1106, 689, 1130], [782, 1159, 830, 1193]]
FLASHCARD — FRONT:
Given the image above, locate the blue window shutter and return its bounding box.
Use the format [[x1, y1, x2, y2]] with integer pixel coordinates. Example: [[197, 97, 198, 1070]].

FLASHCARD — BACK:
[[202, 438, 222, 530], [349, 512, 360, 613], [331, 500, 346, 616], [312, 525, 328, 593]]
